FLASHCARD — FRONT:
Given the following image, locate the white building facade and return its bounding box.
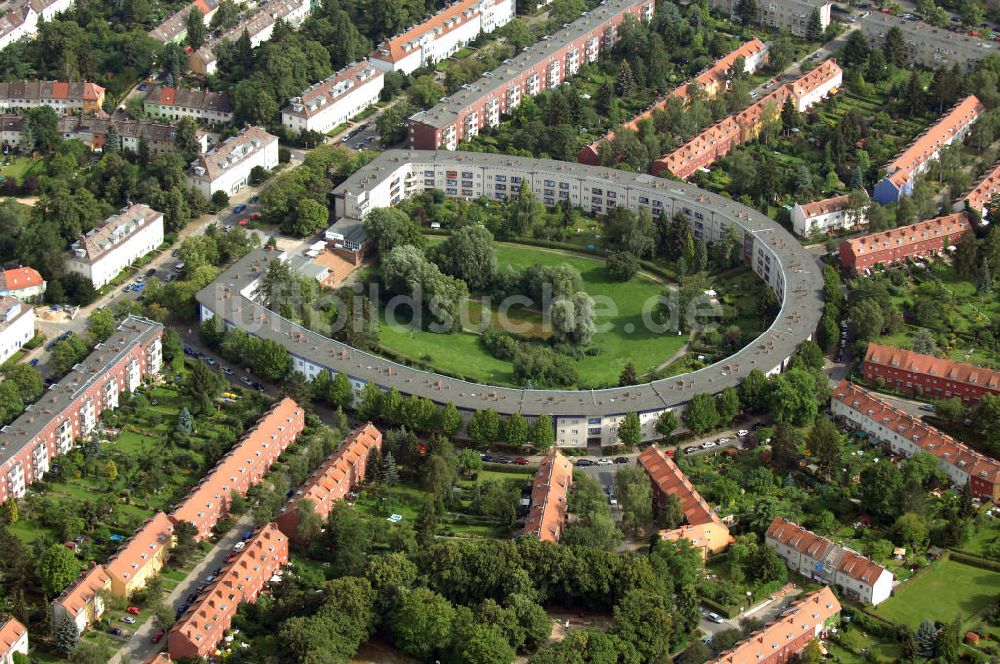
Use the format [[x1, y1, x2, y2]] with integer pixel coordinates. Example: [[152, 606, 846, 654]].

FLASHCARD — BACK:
[[0, 297, 33, 364], [65, 204, 164, 289], [791, 191, 868, 237], [185, 126, 278, 197], [281, 61, 384, 136], [370, 0, 514, 74]]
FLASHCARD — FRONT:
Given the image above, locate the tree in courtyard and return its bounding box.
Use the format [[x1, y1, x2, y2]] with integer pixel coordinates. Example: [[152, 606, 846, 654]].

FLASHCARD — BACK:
[[618, 412, 642, 447], [615, 467, 652, 534], [807, 417, 841, 474], [52, 615, 79, 655], [736, 0, 757, 24], [916, 619, 937, 658], [437, 402, 462, 436], [551, 291, 597, 346], [37, 543, 80, 598], [170, 521, 199, 567], [415, 494, 439, 546], [328, 372, 354, 410], [861, 460, 903, 524], [655, 410, 678, 438], [0, 499, 17, 525], [186, 6, 206, 48], [883, 26, 908, 68], [357, 383, 383, 421], [363, 208, 423, 258], [618, 361, 638, 387], [502, 412, 528, 447], [322, 502, 371, 577], [800, 640, 823, 664], [295, 499, 324, 544], [531, 414, 555, 451], [607, 251, 639, 281], [431, 225, 497, 291], [468, 409, 501, 449], [716, 386, 740, 425], [682, 393, 719, 435], [389, 587, 456, 661], [763, 420, 797, 469], [806, 8, 824, 41], [176, 407, 194, 436]]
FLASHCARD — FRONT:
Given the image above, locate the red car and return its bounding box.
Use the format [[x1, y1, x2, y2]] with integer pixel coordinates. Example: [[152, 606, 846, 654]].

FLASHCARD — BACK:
[[249, 211, 262, 220], [514, 457, 529, 465], [126, 606, 141, 615], [238, 218, 249, 227], [151, 629, 165, 644], [665, 449, 676, 457]]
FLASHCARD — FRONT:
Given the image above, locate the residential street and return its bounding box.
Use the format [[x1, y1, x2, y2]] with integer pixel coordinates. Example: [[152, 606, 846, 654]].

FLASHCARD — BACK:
[[109, 514, 256, 664]]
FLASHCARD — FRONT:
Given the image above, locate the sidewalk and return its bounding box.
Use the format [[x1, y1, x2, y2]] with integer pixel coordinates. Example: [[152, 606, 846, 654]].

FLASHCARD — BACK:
[[109, 514, 256, 664]]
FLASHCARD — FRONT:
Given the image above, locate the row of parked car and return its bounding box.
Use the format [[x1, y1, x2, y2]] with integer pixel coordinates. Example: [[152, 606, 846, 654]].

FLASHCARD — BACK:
[[480, 454, 530, 465]]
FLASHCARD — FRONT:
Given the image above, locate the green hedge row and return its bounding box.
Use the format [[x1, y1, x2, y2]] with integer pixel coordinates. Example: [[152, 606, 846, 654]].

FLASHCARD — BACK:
[[480, 462, 537, 475], [699, 596, 737, 619], [949, 550, 1000, 573]]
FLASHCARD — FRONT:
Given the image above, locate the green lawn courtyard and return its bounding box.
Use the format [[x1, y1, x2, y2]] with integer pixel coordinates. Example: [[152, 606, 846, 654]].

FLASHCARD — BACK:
[[876, 558, 1000, 628], [377, 242, 684, 388]]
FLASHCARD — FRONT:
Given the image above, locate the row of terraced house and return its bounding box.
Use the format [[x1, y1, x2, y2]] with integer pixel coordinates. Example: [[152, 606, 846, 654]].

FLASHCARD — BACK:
[[650, 59, 843, 180], [577, 38, 769, 166], [407, 0, 655, 150], [48, 398, 304, 645]]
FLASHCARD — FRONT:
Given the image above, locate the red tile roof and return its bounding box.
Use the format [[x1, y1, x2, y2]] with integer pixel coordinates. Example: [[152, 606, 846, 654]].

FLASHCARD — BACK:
[[710, 587, 841, 664], [524, 450, 573, 543], [865, 342, 1000, 393], [0, 617, 26, 659], [961, 160, 1000, 213], [372, 0, 497, 64], [169, 524, 287, 659], [171, 397, 304, 539], [144, 654, 173, 664], [580, 38, 766, 161], [886, 95, 984, 189], [796, 192, 855, 220], [638, 446, 721, 527], [832, 379, 1000, 485], [842, 213, 970, 262], [766, 517, 888, 584], [52, 564, 110, 618], [277, 423, 381, 532], [0, 266, 44, 291], [105, 512, 175, 588]]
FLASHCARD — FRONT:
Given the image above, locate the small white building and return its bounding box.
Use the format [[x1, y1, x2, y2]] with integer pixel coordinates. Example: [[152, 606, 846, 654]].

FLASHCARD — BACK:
[[0, 297, 32, 364], [282, 61, 384, 136], [0, 267, 45, 301], [791, 191, 868, 237], [65, 204, 165, 289], [766, 517, 894, 606], [185, 126, 278, 197], [0, 616, 28, 664]]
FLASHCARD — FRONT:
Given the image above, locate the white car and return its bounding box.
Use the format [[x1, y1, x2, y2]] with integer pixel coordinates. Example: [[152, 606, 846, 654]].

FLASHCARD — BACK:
[[701, 441, 717, 449], [596, 458, 613, 466], [737, 429, 749, 437], [232, 541, 246, 551], [716, 438, 731, 445]]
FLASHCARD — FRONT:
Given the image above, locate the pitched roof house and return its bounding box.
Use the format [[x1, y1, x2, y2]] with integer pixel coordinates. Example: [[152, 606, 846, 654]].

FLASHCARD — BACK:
[[523, 450, 573, 543]]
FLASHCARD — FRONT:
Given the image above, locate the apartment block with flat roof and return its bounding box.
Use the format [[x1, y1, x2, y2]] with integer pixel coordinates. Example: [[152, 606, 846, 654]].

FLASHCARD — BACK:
[[0, 317, 162, 503], [857, 11, 995, 68]]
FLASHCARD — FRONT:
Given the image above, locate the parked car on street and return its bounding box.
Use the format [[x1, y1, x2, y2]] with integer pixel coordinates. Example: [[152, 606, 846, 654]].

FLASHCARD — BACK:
[[126, 606, 141, 615], [701, 441, 717, 449], [233, 204, 247, 214], [575, 459, 594, 467], [514, 457, 529, 465], [684, 446, 699, 454], [120, 616, 136, 624], [614, 456, 629, 464], [151, 629, 165, 644]]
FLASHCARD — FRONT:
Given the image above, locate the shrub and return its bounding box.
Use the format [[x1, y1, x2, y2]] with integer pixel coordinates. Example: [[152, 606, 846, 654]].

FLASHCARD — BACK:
[[607, 251, 640, 281]]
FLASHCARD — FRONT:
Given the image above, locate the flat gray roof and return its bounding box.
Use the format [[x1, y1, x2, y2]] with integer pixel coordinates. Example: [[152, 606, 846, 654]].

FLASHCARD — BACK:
[[198, 151, 824, 417], [410, 0, 645, 130], [0, 316, 163, 468]]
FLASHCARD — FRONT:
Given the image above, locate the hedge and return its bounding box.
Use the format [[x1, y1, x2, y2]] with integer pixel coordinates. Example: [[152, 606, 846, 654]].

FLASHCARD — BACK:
[[844, 606, 899, 641], [480, 462, 537, 475], [699, 595, 737, 619], [948, 550, 1000, 573]]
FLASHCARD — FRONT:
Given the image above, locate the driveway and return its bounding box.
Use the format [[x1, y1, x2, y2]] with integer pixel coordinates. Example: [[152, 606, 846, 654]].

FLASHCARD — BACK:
[[109, 514, 256, 664], [699, 587, 801, 639]]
